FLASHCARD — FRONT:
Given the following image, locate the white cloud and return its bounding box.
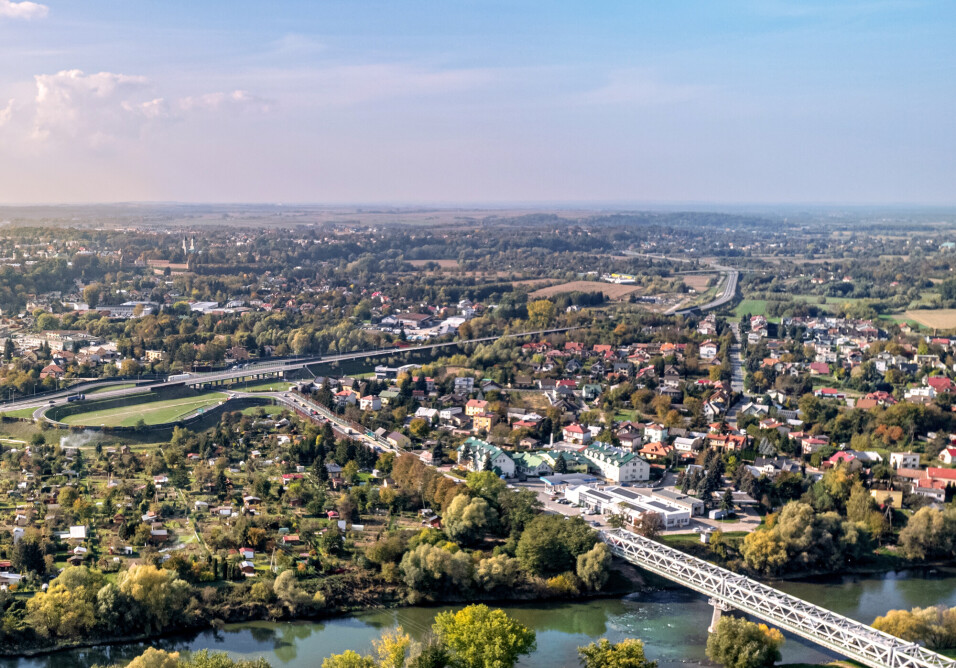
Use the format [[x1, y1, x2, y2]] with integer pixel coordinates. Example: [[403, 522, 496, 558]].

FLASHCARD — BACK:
[[0, 0, 48, 20], [0, 99, 12, 126], [26, 69, 269, 146], [32, 69, 149, 142], [177, 89, 270, 113]]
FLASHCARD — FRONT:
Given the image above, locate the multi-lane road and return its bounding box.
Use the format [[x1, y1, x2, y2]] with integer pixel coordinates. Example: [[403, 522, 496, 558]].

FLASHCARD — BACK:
[[626, 252, 739, 315], [9, 326, 579, 417], [671, 262, 739, 315]]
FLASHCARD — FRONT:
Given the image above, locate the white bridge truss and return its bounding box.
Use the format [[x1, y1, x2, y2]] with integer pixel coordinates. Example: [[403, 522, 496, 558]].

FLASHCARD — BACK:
[[601, 528, 956, 668]]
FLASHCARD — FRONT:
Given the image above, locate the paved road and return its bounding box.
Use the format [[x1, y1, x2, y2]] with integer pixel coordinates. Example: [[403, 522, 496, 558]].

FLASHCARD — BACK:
[[672, 263, 739, 315], [6, 326, 579, 415], [629, 251, 738, 316]]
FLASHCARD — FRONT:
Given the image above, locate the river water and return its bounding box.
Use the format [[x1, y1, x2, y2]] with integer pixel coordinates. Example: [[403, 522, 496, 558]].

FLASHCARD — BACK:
[[5, 568, 956, 668]]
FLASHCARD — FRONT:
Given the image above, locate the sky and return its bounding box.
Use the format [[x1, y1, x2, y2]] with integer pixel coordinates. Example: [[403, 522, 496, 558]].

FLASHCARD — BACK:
[[0, 0, 954, 205]]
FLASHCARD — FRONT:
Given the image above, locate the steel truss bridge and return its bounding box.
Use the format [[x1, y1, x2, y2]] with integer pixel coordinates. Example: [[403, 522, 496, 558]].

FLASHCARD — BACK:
[[601, 528, 956, 668]]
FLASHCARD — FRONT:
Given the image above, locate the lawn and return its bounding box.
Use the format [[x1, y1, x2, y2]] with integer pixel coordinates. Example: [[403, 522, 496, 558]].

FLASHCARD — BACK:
[[240, 404, 286, 417], [89, 383, 138, 394], [734, 299, 768, 317], [1, 407, 38, 419], [229, 379, 295, 392], [59, 392, 229, 427]]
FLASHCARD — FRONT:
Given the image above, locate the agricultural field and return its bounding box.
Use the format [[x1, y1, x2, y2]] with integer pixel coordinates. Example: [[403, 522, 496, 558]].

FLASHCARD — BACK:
[[530, 280, 641, 300], [903, 309, 956, 330], [682, 273, 716, 292], [58, 392, 229, 427], [407, 259, 459, 268]]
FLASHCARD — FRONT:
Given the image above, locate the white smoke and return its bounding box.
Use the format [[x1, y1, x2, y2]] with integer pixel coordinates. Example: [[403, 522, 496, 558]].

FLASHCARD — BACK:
[[60, 431, 97, 449]]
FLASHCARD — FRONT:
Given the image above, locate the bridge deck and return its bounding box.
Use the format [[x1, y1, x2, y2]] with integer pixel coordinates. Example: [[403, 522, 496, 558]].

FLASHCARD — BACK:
[[601, 529, 955, 668]]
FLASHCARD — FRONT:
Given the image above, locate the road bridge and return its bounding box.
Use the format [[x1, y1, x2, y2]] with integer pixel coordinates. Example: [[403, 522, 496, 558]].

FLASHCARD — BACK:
[[601, 528, 955, 668], [7, 327, 578, 414]]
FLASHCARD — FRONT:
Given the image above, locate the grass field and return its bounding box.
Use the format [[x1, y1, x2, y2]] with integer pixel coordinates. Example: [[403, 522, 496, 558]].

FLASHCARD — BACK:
[[230, 379, 294, 392], [1, 407, 38, 419], [734, 299, 768, 317], [903, 309, 956, 330], [89, 383, 137, 394], [240, 404, 285, 417], [59, 392, 229, 427], [530, 280, 640, 300]]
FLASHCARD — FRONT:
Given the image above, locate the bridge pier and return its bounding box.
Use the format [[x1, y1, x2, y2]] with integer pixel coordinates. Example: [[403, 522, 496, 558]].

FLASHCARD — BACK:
[[707, 598, 731, 633]]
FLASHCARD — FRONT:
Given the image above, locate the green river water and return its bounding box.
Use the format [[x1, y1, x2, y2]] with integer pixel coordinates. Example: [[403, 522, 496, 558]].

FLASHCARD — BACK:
[[6, 568, 956, 668]]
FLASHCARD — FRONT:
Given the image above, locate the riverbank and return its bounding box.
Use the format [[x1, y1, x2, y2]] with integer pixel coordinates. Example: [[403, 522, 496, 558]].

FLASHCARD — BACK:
[[0, 561, 648, 659], [9, 566, 954, 668]]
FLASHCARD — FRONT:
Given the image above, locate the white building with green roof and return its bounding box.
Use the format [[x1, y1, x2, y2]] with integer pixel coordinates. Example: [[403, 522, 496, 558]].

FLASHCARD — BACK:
[[582, 442, 649, 483], [456, 437, 515, 478], [511, 451, 553, 477]]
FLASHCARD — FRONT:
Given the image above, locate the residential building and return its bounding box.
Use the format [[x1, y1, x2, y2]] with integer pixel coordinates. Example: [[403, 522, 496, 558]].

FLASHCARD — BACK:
[[581, 443, 649, 483], [562, 423, 591, 445], [456, 437, 515, 477], [890, 452, 920, 469]]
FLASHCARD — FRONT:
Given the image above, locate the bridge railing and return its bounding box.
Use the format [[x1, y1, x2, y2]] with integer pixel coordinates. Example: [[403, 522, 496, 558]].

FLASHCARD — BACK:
[[601, 528, 956, 668]]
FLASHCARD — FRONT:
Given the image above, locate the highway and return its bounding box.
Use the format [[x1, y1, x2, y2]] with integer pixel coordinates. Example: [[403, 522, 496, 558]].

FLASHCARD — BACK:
[[7, 326, 578, 415], [671, 262, 739, 315], [623, 251, 738, 315]]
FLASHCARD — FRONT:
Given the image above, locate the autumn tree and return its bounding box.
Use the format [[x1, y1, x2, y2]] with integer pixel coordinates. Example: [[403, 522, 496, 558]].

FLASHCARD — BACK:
[[527, 300, 556, 328], [578, 638, 657, 668], [433, 604, 536, 668], [706, 617, 784, 668]]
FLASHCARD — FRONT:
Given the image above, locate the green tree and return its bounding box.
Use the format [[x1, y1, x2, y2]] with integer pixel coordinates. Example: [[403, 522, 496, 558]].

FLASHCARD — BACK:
[[475, 554, 522, 591], [119, 564, 191, 634], [846, 482, 876, 523], [740, 531, 788, 575], [576, 543, 611, 591], [705, 617, 784, 668], [898, 507, 956, 560], [274, 569, 312, 611], [526, 300, 556, 328], [433, 604, 536, 668], [321, 651, 377, 668], [578, 638, 657, 668], [496, 488, 542, 535], [400, 543, 473, 593], [465, 471, 508, 503], [444, 495, 494, 545], [516, 515, 598, 577]]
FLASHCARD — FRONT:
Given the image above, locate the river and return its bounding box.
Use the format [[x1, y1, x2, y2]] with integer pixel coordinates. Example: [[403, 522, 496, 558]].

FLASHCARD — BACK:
[[5, 568, 956, 668]]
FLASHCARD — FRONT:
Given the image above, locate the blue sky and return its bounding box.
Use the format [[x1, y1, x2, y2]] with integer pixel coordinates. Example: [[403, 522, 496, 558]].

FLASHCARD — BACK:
[[0, 0, 954, 205]]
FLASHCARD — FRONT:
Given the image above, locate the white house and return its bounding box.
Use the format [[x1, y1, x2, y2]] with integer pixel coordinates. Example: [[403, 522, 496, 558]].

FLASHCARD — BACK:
[[359, 395, 381, 411], [562, 423, 591, 445], [456, 437, 515, 478], [700, 341, 719, 359], [454, 377, 475, 394], [582, 443, 649, 483], [939, 448, 956, 465], [644, 423, 668, 444]]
